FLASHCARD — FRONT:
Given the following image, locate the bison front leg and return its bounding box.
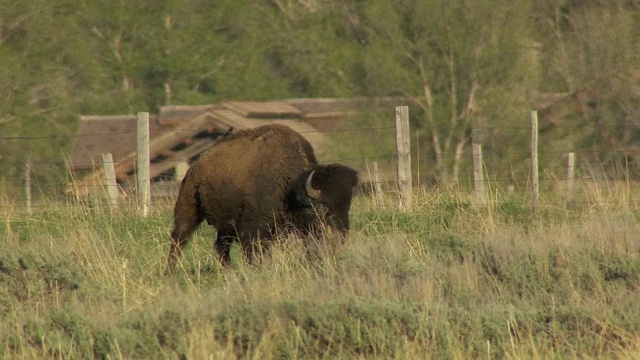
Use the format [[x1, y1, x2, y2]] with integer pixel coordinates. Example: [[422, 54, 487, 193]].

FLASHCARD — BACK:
[[214, 230, 235, 267], [239, 232, 272, 266]]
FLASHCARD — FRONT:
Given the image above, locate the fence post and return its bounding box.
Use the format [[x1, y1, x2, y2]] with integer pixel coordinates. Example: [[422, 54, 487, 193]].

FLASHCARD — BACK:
[[566, 152, 575, 203], [472, 143, 485, 204], [175, 160, 189, 183], [530, 110, 539, 214], [137, 112, 151, 217], [25, 161, 32, 215], [373, 161, 383, 205], [395, 106, 412, 211], [101, 153, 119, 209]]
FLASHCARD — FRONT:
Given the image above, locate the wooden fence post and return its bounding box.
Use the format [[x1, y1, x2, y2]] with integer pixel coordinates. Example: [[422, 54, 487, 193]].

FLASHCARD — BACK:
[[395, 106, 412, 211], [175, 160, 189, 183], [137, 112, 151, 217], [530, 110, 539, 214], [566, 152, 575, 203], [373, 161, 383, 205], [472, 143, 485, 204], [25, 161, 32, 215], [101, 153, 119, 209]]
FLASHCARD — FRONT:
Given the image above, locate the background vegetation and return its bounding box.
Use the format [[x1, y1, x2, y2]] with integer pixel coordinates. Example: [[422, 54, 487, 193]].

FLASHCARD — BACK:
[[0, 0, 638, 191], [1, 1, 639, 358]]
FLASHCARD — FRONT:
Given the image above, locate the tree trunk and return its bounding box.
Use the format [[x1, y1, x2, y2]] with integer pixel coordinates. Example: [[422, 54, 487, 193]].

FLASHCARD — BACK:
[[113, 33, 131, 92]]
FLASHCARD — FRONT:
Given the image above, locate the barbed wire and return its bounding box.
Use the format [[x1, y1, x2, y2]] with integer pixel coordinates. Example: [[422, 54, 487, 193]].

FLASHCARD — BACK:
[[472, 123, 640, 131], [1, 176, 639, 193], [3, 122, 640, 215], [0, 127, 575, 141], [0, 125, 397, 141], [3, 148, 636, 168], [1, 163, 633, 183], [4, 120, 640, 141], [0, 129, 136, 140]]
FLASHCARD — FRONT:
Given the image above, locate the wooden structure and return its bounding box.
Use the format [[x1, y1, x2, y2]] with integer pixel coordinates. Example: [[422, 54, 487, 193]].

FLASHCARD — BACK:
[[67, 97, 403, 198]]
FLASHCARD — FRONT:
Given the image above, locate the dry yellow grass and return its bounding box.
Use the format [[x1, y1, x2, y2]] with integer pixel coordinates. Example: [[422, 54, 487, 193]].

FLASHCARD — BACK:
[[1, 185, 639, 358]]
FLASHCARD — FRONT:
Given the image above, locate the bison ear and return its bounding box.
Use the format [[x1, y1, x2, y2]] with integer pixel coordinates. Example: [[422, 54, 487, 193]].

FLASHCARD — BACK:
[[305, 169, 322, 200]]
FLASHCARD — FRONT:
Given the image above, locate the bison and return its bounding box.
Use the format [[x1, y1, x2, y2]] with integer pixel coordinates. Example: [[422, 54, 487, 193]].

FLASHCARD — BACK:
[[166, 124, 358, 273]]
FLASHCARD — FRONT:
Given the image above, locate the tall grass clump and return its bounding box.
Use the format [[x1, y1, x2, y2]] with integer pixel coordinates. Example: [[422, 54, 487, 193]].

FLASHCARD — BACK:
[[1, 185, 640, 359]]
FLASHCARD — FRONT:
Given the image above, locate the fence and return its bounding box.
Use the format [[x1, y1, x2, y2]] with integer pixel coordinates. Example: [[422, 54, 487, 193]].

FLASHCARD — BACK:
[[2, 107, 640, 216]]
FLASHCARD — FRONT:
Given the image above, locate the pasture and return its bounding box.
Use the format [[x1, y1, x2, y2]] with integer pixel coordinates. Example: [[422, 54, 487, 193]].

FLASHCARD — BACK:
[[1, 188, 639, 359]]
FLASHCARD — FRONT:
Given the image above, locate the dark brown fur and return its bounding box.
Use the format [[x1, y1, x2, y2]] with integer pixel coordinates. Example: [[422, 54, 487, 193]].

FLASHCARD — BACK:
[[166, 124, 358, 273]]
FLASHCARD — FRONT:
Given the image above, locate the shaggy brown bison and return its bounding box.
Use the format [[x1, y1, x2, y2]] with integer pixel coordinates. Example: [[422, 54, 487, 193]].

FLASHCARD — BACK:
[[166, 124, 358, 273]]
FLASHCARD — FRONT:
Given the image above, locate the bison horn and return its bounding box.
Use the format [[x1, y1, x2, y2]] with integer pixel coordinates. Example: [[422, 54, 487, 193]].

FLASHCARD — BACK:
[[305, 170, 322, 200]]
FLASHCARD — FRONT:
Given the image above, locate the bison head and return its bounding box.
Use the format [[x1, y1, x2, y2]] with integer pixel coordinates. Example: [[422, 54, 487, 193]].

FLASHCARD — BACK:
[[304, 164, 359, 233]]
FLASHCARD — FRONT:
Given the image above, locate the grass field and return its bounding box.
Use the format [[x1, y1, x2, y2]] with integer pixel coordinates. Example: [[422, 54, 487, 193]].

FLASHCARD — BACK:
[[1, 188, 639, 359]]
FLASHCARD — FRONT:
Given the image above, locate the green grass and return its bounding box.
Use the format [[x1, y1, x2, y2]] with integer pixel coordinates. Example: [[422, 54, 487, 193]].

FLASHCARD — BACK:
[[1, 189, 640, 359]]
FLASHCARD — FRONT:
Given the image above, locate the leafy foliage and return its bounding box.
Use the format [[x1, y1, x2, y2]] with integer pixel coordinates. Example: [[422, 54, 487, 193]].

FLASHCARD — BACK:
[[0, 1, 638, 193]]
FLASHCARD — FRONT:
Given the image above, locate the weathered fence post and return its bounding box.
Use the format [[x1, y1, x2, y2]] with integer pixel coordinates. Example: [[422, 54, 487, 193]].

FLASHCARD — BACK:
[[101, 152, 119, 209], [137, 112, 151, 217], [395, 106, 412, 211], [566, 152, 575, 203], [25, 161, 32, 214], [472, 143, 485, 204], [373, 161, 383, 205], [530, 110, 539, 214], [175, 160, 189, 183]]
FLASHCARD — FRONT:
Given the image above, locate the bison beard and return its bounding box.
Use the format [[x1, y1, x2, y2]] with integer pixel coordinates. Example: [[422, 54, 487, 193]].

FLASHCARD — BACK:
[[165, 124, 358, 274]]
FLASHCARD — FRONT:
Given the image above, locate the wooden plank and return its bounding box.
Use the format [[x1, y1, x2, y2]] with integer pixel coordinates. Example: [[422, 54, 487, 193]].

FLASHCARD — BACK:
[[158, 104, 212, 120], [114, 112, 215, 176], [209, 109, 329, 156], [149, 138, 216, 178], [223, 101, 303, 119], [209, 109, 254, 130], [69, 112, 215, 197], [160, 149, 176, 158], [302, 111, 357, 119]]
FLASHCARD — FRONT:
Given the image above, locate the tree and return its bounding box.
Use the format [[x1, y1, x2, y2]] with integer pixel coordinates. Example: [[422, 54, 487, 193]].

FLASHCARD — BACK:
[[0, 1, 88, 183], [536, 0, 640, 170], [332, 0, 538, 180]]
